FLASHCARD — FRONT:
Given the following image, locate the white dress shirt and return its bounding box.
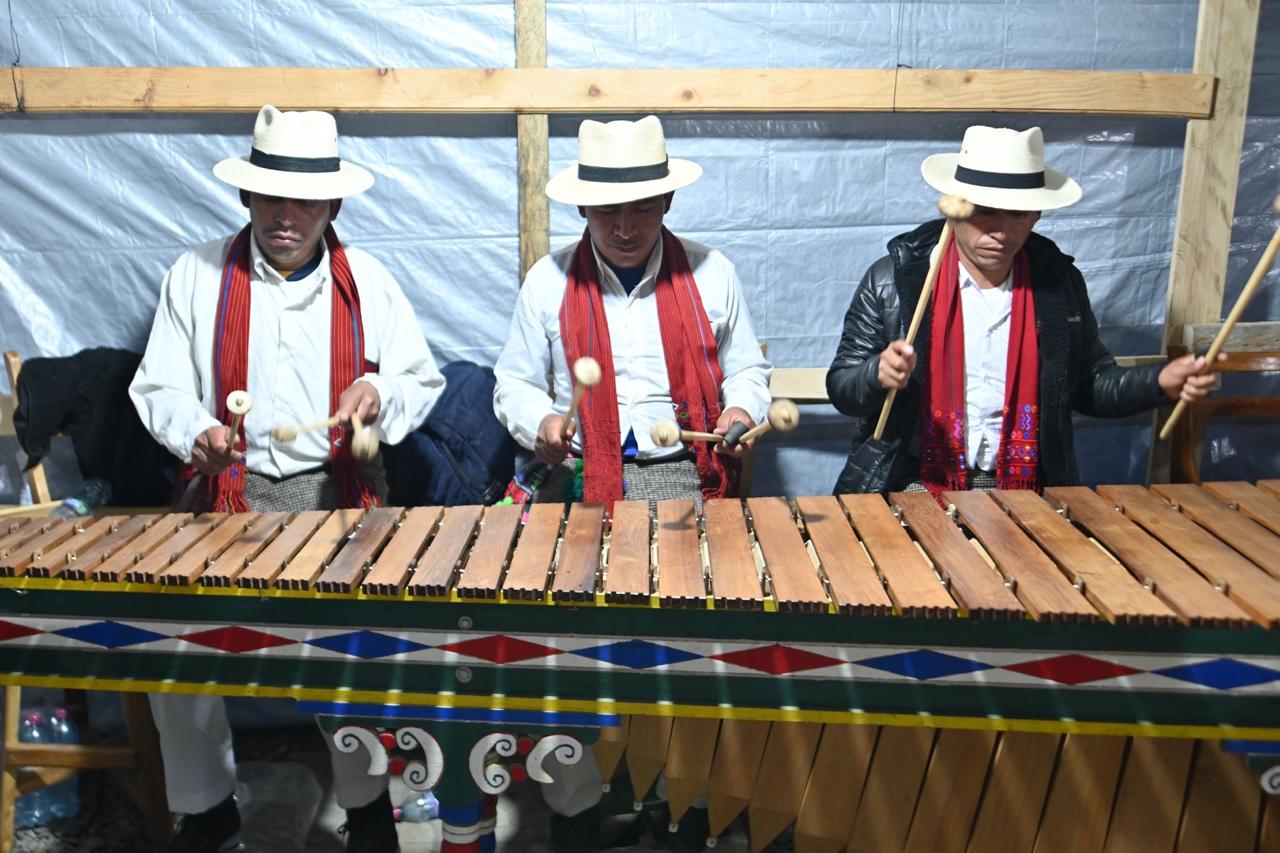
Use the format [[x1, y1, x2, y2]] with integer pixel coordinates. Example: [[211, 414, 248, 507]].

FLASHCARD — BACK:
[[130, 233, 445, 477], [958, 262, 1013, 472], [493, 235, 772, 459]]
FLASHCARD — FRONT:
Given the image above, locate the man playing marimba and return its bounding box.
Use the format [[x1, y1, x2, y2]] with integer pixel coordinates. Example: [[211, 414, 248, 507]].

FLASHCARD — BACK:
[[494, 115, 772, 510], [829, 125, 1220, 498], [492, 115, 772, 850], [130, 105, 443, 853]]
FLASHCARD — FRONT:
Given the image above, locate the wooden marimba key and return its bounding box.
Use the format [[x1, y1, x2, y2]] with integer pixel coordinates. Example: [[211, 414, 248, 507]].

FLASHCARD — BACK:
[[0, 483, 1276, 631]]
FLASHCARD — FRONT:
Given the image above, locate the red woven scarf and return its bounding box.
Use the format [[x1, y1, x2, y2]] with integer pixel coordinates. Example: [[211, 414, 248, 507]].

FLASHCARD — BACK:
[[181, 224, 379, 512], [559, 227, 739, 507], [918, 235, 1040, 501]]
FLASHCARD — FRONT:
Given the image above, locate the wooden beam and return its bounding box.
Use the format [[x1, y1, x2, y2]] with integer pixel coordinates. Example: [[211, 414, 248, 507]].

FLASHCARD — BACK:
[[1151, 0, 1260, 483], [515, 0, 549, 281], [1164, 0, 1261, 346], [0, 67, 1213, 118], [895, 69, 1214, 118], [1182, 320, 1280, 353]]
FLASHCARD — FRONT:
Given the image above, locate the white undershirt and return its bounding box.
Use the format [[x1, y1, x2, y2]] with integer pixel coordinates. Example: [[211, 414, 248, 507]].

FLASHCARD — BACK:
[[958, 261, 1013, 472]]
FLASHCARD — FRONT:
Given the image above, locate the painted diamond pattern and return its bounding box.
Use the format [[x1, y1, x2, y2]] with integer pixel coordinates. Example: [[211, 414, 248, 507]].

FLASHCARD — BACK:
[[436, 635, 560, 664], [1155, 658, 1280, 691], [858, 649, 991, 680], [0, 620, 44, 642], [55, 620, 167, 649], [713, 644, 844, 675], [179, 626, 295, 654], [572, 639, 700, 669], [307, 630, 429, 660], [1004, 654, 1141, 686]]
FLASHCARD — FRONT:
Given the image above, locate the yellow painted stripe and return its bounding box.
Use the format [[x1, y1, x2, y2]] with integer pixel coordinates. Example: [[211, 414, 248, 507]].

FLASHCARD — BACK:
[[2, 673, 1276, 741]]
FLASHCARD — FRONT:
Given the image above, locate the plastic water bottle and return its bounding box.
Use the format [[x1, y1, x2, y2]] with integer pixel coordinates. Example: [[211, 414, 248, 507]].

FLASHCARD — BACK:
[[14, 712, 52, 829], [45, 708, 80, 820], [399, 791, 439, 822], [51, 478, 113, 518]]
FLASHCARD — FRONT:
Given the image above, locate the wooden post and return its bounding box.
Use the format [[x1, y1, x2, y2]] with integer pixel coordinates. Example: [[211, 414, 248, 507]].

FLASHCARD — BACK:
[[515, 0, 549, 282], [1150, 0, 1261, 482]]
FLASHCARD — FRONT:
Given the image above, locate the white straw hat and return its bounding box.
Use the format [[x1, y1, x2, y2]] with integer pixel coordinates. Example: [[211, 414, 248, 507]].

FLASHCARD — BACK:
[[213, 105, 373, 200], [921, 126, 1082, 211], [546, 116, 702, 207]]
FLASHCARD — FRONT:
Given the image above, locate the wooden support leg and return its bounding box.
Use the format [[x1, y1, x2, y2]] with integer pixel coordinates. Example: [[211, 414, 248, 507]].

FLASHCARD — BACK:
[[120, 693, 171, 852], [1, 687, 22, 853]]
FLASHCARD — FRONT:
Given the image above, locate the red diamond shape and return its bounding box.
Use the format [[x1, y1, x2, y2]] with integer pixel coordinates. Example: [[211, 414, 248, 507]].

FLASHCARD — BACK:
[[712, 644, 843, 675], [1004, 654, 1141, 686], [0, 620, 43, 642], [437, 635, 560, 664], [179, 626, 295, 654]]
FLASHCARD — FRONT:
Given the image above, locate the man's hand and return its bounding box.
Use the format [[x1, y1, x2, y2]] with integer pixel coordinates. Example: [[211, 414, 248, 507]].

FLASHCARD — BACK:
[[713, 406, 756, 458], [191, 425, 242, 476], [1158, 352, 1226, 403], [536, 413, 574, 466], [878, 340, 916, 390], [337, 379, 381, 425]]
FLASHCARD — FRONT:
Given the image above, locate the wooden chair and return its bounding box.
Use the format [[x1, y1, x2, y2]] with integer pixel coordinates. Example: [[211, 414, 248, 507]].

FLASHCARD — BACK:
[[1166, 346, 1280, 483], [0, 350, 171, 853]]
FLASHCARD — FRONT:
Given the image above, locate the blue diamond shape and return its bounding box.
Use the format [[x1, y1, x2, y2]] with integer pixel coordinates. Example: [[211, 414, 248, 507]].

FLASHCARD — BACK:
[[1156, 658, 1280, 691], [306, 630, 429, 660], [858, 649, 992, 680], [572, 640, 701, 669], [55, 620, 168, 649]]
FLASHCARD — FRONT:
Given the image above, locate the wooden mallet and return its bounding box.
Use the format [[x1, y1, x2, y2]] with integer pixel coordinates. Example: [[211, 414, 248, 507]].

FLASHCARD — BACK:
[[271, 415, 341, 444], [225, 390, 252, 441], [1159, 195, 1280, 441], [650, 419, 722, 447], [738, 398, 801, 443], [560, 356, 602, 441], [872, 194, 975, 440], [350, 413, 379, 462]]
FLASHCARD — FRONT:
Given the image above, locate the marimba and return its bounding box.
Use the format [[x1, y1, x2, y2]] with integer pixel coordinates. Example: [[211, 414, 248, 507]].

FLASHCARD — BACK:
[[1, 482, 1278, 852]]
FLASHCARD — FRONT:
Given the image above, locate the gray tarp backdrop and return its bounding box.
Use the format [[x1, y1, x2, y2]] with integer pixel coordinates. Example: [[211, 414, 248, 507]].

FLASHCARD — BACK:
[[1, 0, 1277, 501]]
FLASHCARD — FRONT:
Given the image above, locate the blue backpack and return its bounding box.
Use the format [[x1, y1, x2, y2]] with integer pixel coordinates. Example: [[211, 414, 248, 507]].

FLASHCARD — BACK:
[[382, 361, 517, 507]]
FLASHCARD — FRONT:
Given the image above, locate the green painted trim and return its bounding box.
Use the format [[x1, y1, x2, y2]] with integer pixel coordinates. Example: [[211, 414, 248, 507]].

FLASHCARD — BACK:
[[3, 587, 1279, 656], [3, 646, 1277, 730]]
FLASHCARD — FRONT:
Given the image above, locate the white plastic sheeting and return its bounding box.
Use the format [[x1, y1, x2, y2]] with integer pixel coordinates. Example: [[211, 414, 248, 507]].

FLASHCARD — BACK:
[[1, 0, 1277, 502]]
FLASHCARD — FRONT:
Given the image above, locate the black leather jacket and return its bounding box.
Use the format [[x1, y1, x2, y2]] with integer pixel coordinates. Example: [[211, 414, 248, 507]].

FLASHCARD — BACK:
[[827, 219, 1167, 491]]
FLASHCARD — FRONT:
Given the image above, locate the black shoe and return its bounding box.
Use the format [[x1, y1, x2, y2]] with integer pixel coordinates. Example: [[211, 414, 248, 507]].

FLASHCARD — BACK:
[[168, 794, 244, 853], [339, 789, 399, 853], [550, 804, 601, 853]]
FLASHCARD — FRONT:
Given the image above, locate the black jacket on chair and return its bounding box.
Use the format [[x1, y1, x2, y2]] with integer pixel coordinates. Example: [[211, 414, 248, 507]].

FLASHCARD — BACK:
[[827, 219, 1167, 493]]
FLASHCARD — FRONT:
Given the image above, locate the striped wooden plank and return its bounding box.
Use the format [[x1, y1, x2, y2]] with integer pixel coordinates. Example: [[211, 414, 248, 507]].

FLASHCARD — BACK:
[[998, 489, 1180, 626], [454, 504, 524, 598], [947, 491, 1094, 622], [749, 497, 827, 612], [157, 513, 259, 586], [967, 732, 1060, 853], [656, 500, 705, 607], [552, 503, 604, 601], [409, 505, 484, 597], [893, 492, 1022, 619], [796, 496, 893, 616], [903, 729, 998, 853], [1103, 737, 1194, 853], [26, 515, 129, 578], [125, 515, 220, 584], [1098, 485, 1280, 627], [275, 509, 362, 590], [236, 511, 328, 588], [1044, 487, 1248, 627], [604, 500, 651, 603], [839, 494, 956, 617], [1032, 735, 1126, 853], [199, 511, 290, 587], [847, 726, 935, 853], [362, 506, 441, 595], [1201, 481, 1280, 536], [703, 498, 764, 609], [73, 514, 165, 581], [316, 507, 403, 593], [1151, 483, 1280, 579]]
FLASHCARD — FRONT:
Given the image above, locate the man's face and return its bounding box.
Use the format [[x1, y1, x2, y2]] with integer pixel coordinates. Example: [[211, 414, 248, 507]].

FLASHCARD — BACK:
[[953, 205, 1041, 282], [247, 193, 338, 270], [580, 193, 673, 269]]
